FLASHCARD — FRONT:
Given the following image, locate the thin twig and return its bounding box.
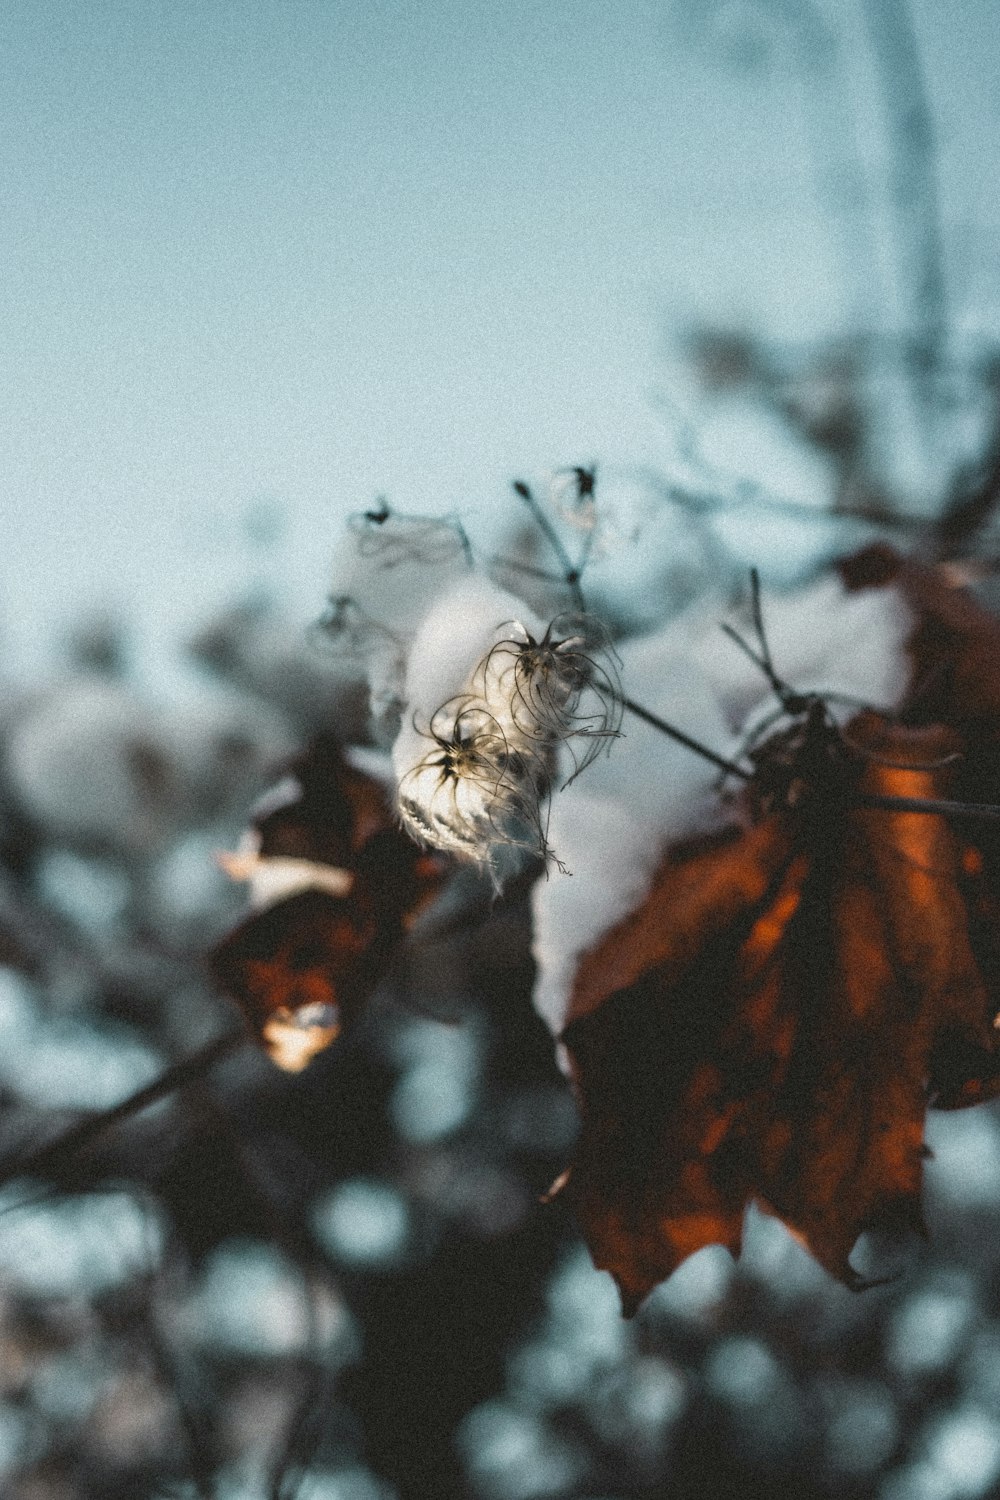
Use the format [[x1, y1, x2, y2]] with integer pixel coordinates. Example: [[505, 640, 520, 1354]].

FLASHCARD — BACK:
[[636, 464, 943, 534], [512, 481, 586, 610], [620, 694, 751, 779], [860, 795, 1000, 823], [0, 1030, 248, 1185], [486, 555, 573, 588], [861, 0, 947, 364]]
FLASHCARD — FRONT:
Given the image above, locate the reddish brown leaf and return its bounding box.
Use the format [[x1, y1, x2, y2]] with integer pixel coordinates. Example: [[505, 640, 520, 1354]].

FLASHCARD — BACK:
[[561, 708, 1000, 1313], [209, 739, 446, 1070], [841, 544, 1000, 731], [254, 736, 393, 865]]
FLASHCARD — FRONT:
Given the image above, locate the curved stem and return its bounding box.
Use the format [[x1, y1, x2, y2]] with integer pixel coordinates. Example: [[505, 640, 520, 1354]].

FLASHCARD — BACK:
[[1, 1029, 248, 1186]]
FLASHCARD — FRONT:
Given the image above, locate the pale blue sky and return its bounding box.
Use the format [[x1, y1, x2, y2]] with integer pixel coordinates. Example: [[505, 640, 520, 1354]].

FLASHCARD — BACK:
[[2, 0, 998, 675]]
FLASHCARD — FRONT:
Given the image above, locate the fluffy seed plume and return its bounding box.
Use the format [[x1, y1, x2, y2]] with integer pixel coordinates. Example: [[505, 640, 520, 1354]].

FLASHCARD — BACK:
[[392, 580, 621, 874], [476, 613, 623, 786], [397, 695, 551, 864]]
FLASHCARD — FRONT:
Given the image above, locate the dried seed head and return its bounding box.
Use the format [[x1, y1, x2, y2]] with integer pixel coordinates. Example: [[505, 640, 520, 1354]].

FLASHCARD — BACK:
[[549, 465, 598, 533], [392, 582, 619, 874], [396, 696, 552, 870], [314, 594, 403, 661], [348, 505, 471, 569], [477, 613, 623, 785]]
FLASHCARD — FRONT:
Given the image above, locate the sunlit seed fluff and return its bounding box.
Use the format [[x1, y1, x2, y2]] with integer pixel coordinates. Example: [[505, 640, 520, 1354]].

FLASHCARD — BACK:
[[475, 614, 623, 786], [392, 581, 619, 872], [392, 581, 546, 866], [396, 696, 549, 864]]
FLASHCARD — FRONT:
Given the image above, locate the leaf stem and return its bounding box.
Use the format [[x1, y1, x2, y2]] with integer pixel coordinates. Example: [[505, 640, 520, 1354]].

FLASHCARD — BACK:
[[512, 481, 586, 610], [860, 794, 1000, 822], [619, 694, 751, 779]]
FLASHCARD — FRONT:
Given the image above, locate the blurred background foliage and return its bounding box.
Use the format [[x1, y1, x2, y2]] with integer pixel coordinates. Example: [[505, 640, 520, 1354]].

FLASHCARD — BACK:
[[3, 0, 1000, 1497]]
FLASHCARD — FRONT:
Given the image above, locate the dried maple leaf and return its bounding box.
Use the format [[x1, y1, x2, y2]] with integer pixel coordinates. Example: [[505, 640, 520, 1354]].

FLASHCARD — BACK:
[[843, 547, 1000, 1107], [210, 738, 445, 1071], [840, 544, 1000, 733], [560, 690, 1000, 1313]]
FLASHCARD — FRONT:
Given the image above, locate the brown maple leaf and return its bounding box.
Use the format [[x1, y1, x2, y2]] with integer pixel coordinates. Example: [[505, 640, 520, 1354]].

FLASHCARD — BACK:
[[560, 689, 1000, 1313], [840, 543, 1000, 733], [210, 738, 445, 1071]]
